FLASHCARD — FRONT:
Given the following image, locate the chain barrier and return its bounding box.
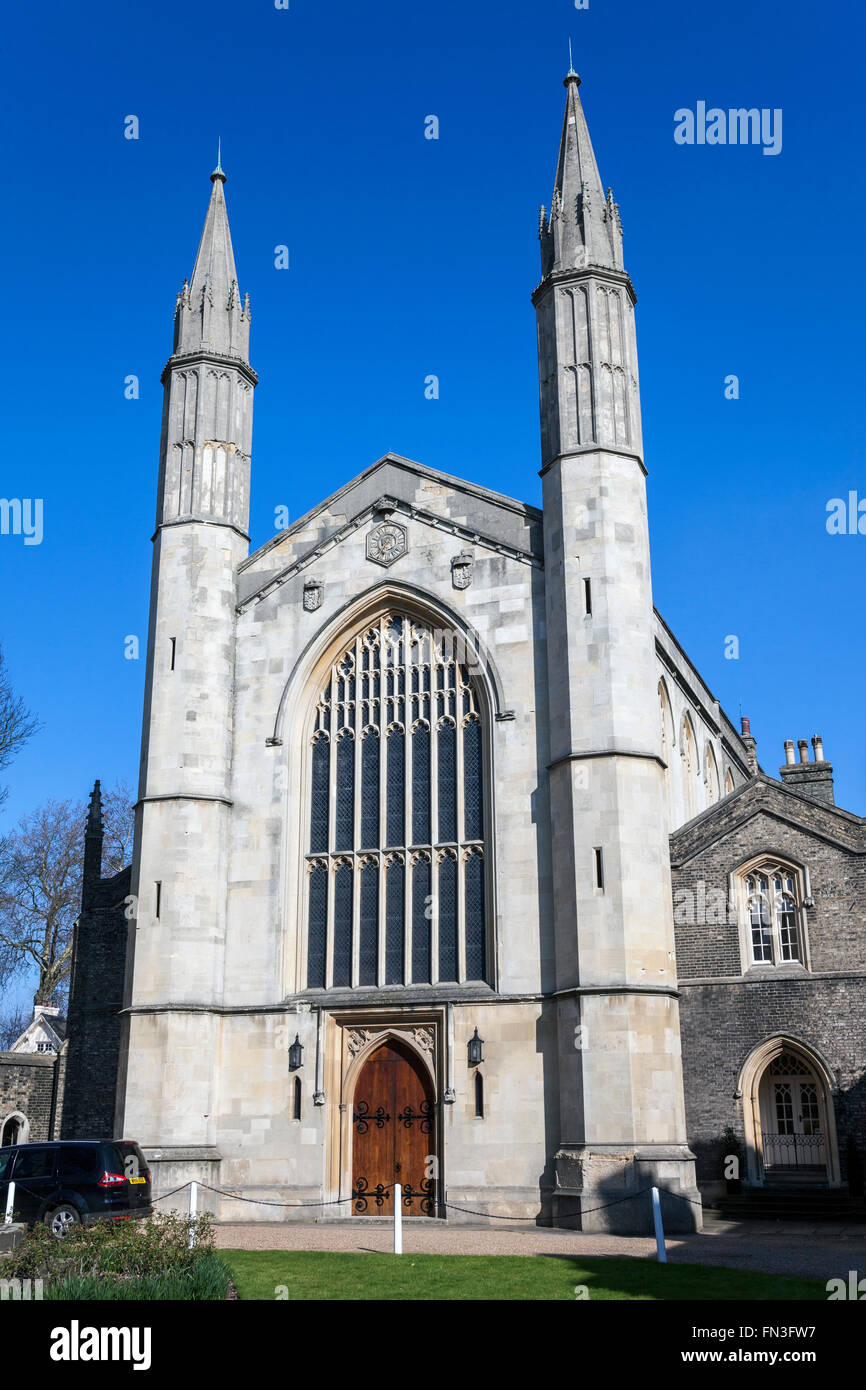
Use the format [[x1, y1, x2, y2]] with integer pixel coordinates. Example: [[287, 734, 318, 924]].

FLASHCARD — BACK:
[[150, 1179, 704, 1221]]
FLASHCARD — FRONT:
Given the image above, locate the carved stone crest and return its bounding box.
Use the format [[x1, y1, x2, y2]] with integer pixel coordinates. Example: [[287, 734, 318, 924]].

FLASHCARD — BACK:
[[451, 551, 474, 590], [303, 578, 323, 611], [367, 520, 408, 568], [347, 1028, 375, 1057], [411, 1026, 435, 1054]]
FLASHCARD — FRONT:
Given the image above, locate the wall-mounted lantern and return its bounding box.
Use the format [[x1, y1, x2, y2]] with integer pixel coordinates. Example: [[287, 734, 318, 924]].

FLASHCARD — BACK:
[[288, 1035, 304, 1070], [468, 1027, 484, 1066]]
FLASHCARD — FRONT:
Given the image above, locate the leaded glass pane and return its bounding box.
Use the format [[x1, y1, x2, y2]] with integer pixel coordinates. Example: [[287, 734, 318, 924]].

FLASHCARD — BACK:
[[438, 721, 457, 843], [465, 851, 485, 981], [306, 612, 489, 990], [306, 862, 328, 988], [750, 896, 772, 962], [412, 723, 431, 844], [310, 735, 329, 853], [463, 716, 483, 841], [360, 729, 379, 848], [385, 858, 405, 985], [778, 895, 799, 961], [386, 727, 405, 846], [438, 853, 458, 982], [335, 734, 354, 851], [412, 855, 431, 984], [359, 860, 378, 987], [332, 861, 353, 987]]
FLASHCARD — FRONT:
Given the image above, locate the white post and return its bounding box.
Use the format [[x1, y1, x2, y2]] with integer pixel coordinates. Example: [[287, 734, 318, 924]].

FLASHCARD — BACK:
[[188, 1180, 198, 1250], [651, 1186, 666, 1263], [4, 1182, 14, 1225], [393, 1183, 402, 1255]]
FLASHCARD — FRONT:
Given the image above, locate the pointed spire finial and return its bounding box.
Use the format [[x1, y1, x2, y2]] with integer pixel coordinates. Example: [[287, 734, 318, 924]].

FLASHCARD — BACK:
[[86, 780, 104, 836], [565, 39, 580, 86], [211, 137, 226, 184]]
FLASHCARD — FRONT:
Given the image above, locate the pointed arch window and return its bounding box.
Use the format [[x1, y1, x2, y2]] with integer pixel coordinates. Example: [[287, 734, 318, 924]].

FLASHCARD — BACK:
[[737, 860, 806, 969], [304, 613, 491, 988]]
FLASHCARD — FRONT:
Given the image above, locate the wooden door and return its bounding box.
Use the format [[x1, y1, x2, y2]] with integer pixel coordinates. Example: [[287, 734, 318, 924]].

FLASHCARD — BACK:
[[351, 1040, 436, 1216]]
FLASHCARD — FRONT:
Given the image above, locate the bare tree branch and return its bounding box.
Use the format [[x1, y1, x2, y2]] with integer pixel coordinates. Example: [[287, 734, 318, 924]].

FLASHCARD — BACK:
[[0, 646, 40, 808]]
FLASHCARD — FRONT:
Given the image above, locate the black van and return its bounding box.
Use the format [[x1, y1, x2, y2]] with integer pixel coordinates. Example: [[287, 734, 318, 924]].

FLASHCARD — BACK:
[[0, 1140, 153, 1237]]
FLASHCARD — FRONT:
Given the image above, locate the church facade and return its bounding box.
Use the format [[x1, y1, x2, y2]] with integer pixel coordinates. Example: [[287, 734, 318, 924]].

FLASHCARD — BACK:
[[60, 69, 866, 1233]]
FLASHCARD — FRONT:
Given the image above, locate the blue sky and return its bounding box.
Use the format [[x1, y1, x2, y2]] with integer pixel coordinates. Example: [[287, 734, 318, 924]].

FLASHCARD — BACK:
[[1, 0, 864, 859]]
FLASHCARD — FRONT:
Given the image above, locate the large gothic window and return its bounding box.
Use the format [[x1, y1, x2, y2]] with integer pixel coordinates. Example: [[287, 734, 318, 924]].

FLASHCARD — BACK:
[[305, 614, 489, 989]]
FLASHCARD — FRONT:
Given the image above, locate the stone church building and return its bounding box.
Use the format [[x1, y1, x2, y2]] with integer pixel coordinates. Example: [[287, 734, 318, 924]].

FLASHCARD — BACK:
[[57, 69, 866, 1232]]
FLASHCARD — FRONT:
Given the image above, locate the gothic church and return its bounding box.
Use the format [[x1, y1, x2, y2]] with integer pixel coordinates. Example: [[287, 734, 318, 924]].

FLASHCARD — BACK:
[[58, 69, 866, 1233]]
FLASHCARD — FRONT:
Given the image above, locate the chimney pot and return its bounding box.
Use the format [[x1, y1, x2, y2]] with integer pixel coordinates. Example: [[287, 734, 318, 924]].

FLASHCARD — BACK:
[[812, 734, 825, 763], [798, 739, 810, 764], [784, 739, 796, 765], [740, 716, 751, 735]]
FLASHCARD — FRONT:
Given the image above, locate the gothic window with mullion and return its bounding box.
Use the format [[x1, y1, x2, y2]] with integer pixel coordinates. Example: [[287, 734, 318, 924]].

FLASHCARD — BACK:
[[738, 860, 806, 969], [305, 614, 489, 989]]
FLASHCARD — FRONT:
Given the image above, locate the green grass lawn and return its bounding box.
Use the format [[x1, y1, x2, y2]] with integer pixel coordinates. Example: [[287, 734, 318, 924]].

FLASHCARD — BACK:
[[222, 1250, 827, 1301]]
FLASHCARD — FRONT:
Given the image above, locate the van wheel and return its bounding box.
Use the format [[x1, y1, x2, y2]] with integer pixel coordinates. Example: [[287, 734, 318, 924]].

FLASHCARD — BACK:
[[47, 1204, 81, 1238]]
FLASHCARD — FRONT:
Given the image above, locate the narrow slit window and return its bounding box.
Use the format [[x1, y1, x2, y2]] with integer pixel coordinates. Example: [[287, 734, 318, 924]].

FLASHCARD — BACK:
[[594, 848, 604, 891], [169, 637, 176, 670], [583, 578, 592, 616], [155, 881, 162, 918], [475, 1071, 484, 1118], [293, 1076, 302, 1121]]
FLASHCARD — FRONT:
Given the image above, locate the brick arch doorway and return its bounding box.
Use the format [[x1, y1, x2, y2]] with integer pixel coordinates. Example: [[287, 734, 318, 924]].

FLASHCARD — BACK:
[[351, 1038, 436, 1216], [739, 1036, 841, 1187]]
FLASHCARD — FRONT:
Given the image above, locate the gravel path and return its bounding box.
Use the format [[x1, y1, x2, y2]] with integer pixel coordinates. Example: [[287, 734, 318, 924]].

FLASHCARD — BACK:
[[213, 1213, 866, 1282]]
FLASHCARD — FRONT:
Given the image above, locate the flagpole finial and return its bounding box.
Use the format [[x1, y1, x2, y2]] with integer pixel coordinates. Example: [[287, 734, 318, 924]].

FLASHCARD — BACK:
[[211, 137, 226, 183]]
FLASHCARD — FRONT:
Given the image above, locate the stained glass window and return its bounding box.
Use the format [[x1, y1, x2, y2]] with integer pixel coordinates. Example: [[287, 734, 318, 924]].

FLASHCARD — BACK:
[[305, 613, 490, 988]]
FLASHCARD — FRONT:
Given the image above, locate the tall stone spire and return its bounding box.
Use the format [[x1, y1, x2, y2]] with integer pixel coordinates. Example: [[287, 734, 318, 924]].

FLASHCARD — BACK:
[[156, 161, 256, 534], [535, 70, 700, 1232], [539, 70, 623, 277], [121, 156, 256, 1148], [173, 162, 251, 362]]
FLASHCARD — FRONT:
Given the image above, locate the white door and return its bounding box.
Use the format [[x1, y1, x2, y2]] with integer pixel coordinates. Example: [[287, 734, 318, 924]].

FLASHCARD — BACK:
[[759, 1052, 826, 1176]]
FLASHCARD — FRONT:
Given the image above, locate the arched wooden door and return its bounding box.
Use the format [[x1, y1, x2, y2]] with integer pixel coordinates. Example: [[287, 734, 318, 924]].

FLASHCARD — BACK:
[[351, 1039, 436, 1216]]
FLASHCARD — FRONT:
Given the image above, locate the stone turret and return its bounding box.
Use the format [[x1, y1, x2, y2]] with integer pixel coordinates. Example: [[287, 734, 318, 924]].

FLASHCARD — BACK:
[[118, 158, 255, 1152], [535, 69, 699, 1232]]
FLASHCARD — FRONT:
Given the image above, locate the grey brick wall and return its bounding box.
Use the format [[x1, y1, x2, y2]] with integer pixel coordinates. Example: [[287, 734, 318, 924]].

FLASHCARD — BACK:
[[671, 775, 866, 1190], [0, 1054, 58, 1142]]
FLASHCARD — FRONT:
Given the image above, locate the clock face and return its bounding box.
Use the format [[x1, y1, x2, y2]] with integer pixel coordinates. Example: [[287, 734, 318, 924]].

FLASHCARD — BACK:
[[366, 520, 408, 567]]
